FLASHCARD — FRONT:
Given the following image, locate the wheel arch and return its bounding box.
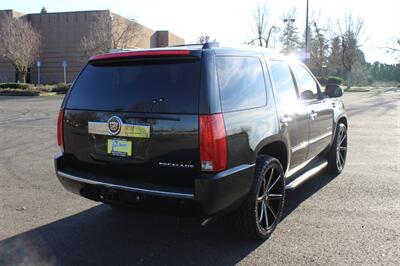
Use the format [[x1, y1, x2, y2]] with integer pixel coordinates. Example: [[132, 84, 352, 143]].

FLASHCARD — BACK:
[[257, 141, 289, 174]]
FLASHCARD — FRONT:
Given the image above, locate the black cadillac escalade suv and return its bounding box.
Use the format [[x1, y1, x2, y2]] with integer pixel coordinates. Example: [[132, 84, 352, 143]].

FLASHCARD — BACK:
[[55, 43, 348, 239]]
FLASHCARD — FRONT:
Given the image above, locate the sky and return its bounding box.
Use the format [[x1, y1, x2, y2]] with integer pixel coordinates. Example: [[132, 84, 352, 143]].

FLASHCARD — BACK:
[[1, 0, 399, 64]]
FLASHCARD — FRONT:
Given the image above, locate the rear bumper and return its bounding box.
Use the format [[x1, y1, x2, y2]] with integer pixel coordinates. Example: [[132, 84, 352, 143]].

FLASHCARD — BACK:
[[55, 153, 254, 217]]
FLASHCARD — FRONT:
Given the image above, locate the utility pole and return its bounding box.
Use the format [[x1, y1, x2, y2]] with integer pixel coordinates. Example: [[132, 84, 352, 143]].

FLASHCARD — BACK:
[[305, 0, 309, 63]]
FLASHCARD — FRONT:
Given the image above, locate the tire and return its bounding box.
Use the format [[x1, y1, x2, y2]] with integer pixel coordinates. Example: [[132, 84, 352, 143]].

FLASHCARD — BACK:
[[233, 155, 286, 240], [327, 123, 348, 174]]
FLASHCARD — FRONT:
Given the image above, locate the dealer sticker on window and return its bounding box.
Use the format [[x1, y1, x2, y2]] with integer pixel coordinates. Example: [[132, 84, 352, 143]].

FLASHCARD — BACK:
[[107, 139, 132, 157]]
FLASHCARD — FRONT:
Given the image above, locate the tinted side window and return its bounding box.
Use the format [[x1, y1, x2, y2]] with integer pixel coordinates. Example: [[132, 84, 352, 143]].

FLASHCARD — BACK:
[[292, 64, 319, 101], [216, 57, 267, 112], [269, 60, 298, 106]]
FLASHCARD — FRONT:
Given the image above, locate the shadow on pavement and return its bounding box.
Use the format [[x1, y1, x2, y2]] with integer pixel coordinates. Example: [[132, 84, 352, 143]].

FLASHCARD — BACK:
[[282, 172, 338, 221], [0, 172, 338, 266], [0, 206, 262, 265]]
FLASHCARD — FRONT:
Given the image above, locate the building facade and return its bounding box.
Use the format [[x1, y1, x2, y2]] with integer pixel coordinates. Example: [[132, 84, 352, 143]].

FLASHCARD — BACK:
[[0, 9, 184, 84]]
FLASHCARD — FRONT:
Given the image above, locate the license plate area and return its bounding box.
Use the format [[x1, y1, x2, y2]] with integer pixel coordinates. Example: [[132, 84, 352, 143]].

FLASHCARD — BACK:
[[107, 138, 132, 157]]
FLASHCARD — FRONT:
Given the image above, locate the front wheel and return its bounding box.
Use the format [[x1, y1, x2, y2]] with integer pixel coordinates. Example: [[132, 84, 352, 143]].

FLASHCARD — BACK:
[[233, 155, 285, 239], [327, 123, 348, 174]]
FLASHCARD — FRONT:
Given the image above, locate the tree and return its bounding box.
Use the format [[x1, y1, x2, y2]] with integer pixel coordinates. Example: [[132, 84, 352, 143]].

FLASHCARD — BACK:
[[41, 7, 47, 14], [249, 3, 278, 48], [370, 62, 400, 82], [384, 36, 400, 52], [382, 34, 400, 63], [0, 15, 41, 83], [307, 21, 329, 77], [337, 14, 364, 88], [80, 12, 143, 58], [197, 34, 211, 44], [327, 36, 343, 77], [280, 8, 300, 55]]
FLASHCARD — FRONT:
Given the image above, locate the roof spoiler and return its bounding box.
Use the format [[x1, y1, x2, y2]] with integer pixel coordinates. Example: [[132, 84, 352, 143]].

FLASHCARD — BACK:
[[88, 50, 196, 62]]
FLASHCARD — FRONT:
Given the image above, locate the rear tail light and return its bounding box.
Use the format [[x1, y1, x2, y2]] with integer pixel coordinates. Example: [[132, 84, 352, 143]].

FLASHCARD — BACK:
[[200, 114, 227, 172], [57, 108, 64, 151]]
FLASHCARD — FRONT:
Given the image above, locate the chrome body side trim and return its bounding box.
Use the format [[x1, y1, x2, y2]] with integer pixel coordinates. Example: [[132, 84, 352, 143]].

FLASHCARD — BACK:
[[291, 141, 308, 153], [309, 131, 332, 144], [57, 170, 194, 200], [285, 160, 328, 190], [286, 156, 316, 178]]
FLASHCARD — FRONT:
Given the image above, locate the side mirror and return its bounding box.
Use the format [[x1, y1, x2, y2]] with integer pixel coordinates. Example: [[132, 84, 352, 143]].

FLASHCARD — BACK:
[[325, 84, 343, 98]]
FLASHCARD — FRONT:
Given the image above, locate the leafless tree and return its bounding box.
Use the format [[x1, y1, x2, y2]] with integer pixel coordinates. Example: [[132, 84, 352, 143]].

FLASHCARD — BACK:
[[327, 36, 343, 77], [381, 34, 400, 62], [249, 3, 278, 48], [337, 14, 364, 88], [389, 37, 400, 52], [0, 15, 41, 83], [197, 34, 211, 44], [307, 19, 330, 76], [80, 12, 143, 58]]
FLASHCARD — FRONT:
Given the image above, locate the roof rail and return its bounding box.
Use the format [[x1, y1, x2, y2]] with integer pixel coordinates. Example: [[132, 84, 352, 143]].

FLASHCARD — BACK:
[[168, 42, 220, 49], [169, 43, 203, 47]]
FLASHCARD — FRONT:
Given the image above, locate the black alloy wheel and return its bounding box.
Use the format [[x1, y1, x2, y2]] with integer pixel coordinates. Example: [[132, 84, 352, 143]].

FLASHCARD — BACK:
[[256, 166, 284, 233], [327, 123, 348, 174], [336, 124, 348, 172], [234, 155, 285, 239]]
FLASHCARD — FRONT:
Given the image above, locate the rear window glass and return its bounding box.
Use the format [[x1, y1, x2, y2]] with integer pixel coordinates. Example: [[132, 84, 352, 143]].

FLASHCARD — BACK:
[[66, 60, 200, 113], [216, 56, 267, 112]]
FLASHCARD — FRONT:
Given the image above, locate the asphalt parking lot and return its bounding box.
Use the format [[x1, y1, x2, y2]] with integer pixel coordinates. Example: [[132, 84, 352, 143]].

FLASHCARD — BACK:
[[0, 89, 399, 265]]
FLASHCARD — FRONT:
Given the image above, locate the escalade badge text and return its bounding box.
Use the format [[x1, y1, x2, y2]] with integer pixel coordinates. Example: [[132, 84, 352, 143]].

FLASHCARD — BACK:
[[158, 162, 195, 169], [107, 116, 123, 135]]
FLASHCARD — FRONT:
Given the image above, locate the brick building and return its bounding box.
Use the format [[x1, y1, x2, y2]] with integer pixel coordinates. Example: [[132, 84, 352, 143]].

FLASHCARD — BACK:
[[0, 9, 184, 83]]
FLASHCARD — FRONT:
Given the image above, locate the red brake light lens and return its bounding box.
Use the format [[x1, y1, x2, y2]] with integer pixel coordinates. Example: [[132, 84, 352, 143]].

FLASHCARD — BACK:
[[200, 114, 227, 172], [57, 108, 64, 151], [89, 50, 191, 62]]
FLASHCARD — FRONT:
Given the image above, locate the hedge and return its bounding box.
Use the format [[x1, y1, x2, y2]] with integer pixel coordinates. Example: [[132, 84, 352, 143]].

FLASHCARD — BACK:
[[0, 89, 40, 96], [327, 76, 343, 85], [0, 82, 71, 95], [0, 83, 34, 90]]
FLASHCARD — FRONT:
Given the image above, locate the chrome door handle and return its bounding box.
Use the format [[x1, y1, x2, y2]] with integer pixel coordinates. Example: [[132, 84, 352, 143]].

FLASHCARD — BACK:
[[280, 115, 293, 124], [310, 111, 318, 120]]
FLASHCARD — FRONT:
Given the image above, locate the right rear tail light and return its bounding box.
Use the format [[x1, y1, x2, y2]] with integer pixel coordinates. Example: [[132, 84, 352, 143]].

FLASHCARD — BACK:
[[200, 113, 227, 172], [57, 108, 64, 152]]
